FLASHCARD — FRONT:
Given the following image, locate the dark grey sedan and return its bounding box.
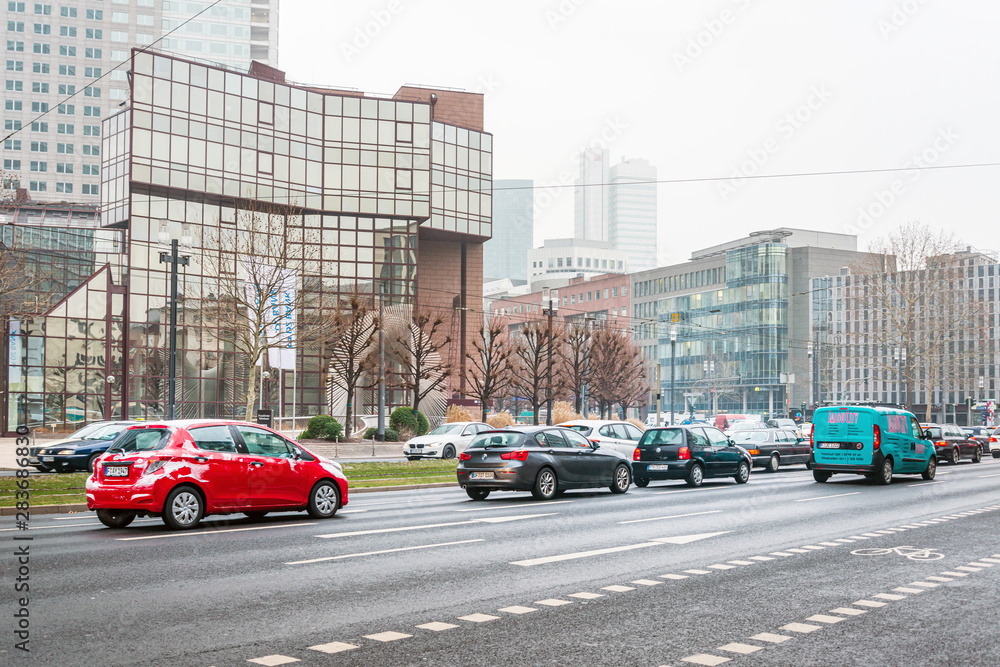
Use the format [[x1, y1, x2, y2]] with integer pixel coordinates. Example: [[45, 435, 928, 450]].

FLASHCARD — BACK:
[[456, 426, 632, 500], [730, 428, 812, 472]]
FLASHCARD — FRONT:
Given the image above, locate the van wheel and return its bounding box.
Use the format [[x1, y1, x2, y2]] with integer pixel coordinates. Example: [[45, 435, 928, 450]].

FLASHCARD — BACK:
[[685, 463, 704, 487], [813, 470, 831, 483], [766, 453, 779, 473], [921, 456, 936, 480], [875, 458, 893, 485], [972, 446, 982, 463]]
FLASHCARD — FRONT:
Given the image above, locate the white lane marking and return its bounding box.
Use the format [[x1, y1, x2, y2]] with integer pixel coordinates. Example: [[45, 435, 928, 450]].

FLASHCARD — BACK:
[[781, 622, 822, 633], [786, 549, 810, 554], [569, 592, 604, 599], [117, 522, 317, 541], [819, 542, 842, 547], [873, 593, 907, 600], [729, 560, 755, 565], [908, 581, 939, 588], [510, 542, 659, 567], [416, 622, 458, 632], [248, 656, 299, 666], [285, 538, 484, 565], [661, 573, 689, 580], [0, 517, 159, 532], [977, 473, 1000, 478], [749, 556, 774, 561], [681, 654, 731, 666], [498, 606, 536, 614], [795, 492, 861, 502], [955, 566, 983, 572], [831, 607, 866, 616], [315, 513, 556, 538], [510, 531, 729, 566], [718, 643, 763, 655], [806, 614, 845, 624], [651, 531, 732, 545], [656, 486, 734, 495], [308, 642, 358, 654], [338, 509, 368, 514], [684, 569, 713, 575], [908, 481, 945, 486], [618, 509, 723, 525], [601, 585, 636, 592], [894, 587, 925, 594], [535, 598, 574, 606], [853, 600, 887, 608], [632, 579, 663, 586], [800, 545, 825, 550], [458, 613, 499, 623], [454, 500, 573, 512], [708, 564, 736, 570], [750, 633, 792, 643], [364, 631, 412, 641], [770, 552, 794, 557], [924, 576, 954, 582], [939, 571, 969, 577]]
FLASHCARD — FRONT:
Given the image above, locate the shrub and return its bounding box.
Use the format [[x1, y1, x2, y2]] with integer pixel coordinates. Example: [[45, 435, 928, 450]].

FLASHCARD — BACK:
[[552, 401, 582, 425], [486, 411, 515, 429], [390, 406, 429, 435], [626, 418, 646, 431], [363, 426, 399, 441], [446, 404, 475, 423], [299, 415, 343, 440]]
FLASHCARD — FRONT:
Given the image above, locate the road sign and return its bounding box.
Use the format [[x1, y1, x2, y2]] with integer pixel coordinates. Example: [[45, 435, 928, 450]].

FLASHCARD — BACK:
[[256, 409, 273, 427]]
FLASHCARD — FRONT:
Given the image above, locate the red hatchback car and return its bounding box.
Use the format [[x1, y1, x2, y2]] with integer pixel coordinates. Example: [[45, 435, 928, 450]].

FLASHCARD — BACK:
[[86, 420, 349, 530]]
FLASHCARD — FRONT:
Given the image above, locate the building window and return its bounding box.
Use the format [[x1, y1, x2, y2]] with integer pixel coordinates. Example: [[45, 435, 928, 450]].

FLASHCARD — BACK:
[[28, 180, 46, 191], [612, 287, 617, 297], [82, 183, 98, 195], [55, 181, 71, 193], [58, 26, 75, 37]]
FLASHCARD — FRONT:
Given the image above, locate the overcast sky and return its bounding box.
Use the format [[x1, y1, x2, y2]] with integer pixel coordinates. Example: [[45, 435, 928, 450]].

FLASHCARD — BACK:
[[279, 0, 999, 267]]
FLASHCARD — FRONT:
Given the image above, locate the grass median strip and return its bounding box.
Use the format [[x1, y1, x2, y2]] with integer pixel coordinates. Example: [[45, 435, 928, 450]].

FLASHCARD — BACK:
[[0, 461, 460, 507]]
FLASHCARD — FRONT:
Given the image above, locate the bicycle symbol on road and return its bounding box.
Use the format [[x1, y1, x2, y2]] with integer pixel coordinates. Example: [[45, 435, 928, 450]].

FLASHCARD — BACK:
[[851, 546, 944, 561]]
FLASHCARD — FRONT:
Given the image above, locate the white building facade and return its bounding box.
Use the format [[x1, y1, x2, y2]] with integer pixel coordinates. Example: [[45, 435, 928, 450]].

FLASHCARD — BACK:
[[609, 157, 657, 272]]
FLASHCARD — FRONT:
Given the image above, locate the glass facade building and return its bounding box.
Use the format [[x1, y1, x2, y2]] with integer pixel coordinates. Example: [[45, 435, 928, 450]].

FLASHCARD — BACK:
[[483, 178, 532, 282], [2, 49, 491, 434]]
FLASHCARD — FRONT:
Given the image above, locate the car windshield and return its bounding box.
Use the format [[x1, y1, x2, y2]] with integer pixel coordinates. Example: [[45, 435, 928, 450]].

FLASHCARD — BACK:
[[638, 428, 685, 446], [733, 432, 769, 443], [83, 424, 129, 441], [110, 428, 171, 453], [429, 424, 464, 435], [467, 432, 523, 449], [68, 423, 107, 439]]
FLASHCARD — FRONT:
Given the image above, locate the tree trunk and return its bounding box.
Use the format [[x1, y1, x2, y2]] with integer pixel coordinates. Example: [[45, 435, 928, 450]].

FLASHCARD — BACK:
[[245, 368, 257, 422], [345, 387, 354, 440]]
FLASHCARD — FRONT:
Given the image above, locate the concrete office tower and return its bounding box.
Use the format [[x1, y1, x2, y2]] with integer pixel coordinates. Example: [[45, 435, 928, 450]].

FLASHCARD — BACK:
[[573, 147, 608, 242], [1, 0, 279, 203], [483, 179, 533, 281], [609, 157, 657, 272]]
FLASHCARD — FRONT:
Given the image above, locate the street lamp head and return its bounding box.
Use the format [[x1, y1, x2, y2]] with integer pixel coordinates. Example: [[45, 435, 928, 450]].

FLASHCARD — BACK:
[[158, 222, 170, 246], [105, 375, 116, 384], [670, 325, 677, 342], [180, 224, 193, 249], [261, 370, 271, 379], [542, 287, 550, 301]]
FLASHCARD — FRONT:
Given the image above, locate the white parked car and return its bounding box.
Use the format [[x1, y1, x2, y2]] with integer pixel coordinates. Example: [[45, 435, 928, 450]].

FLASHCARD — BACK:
[[403, 421, 491, 460], [557, 419, 645, 457]]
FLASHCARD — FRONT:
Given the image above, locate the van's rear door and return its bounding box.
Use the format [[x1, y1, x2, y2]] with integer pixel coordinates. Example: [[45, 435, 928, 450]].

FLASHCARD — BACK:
[[813, 408, 874, 467]]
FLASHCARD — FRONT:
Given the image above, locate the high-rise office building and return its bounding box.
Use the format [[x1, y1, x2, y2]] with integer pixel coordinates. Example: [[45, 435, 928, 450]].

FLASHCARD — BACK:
[[573, 147, 607, 242], [483, 178, 532, 281], [2, 0, 279, 202], [609, 157, 657, 271]]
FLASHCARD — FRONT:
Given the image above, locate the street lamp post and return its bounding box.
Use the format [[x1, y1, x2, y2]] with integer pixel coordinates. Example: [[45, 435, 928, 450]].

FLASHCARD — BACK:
[[542, 288, 555, 426], [670, 325, 677, 426], [807, 341, 814, 410], [377, 282, 385, 441], [158, 226, 191, 421]]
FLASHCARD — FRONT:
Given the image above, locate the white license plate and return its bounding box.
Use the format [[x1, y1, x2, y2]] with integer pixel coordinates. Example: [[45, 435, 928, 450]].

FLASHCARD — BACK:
[[818, 443, 841, 449], [471, 472, 494, 480], [647, 464, 670, 471], [104, 466, 129, 477], [41, 456, 54, 462]]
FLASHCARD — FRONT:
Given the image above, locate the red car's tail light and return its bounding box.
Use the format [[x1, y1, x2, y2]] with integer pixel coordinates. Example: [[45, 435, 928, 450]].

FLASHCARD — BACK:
[[458, 452, 472, 461], [500, 450, 529, 461], [935, 441, 947, 447], [990, 436, 997, 443], [633, 447, 641, 461], [678, 446, 691, 460], [143, 458, 167, 476], [873, 425, 881, 450]]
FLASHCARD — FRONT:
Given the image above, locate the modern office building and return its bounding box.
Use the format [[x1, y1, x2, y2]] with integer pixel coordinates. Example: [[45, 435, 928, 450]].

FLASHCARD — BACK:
[[1, 49, 490, 435], [631, 228, 871, 418], [609, 157, 657, 272], [527, 237, 628, 292], [573, 147, 608, 242], [810, 247, 999, 424], [2, 0, 279, 202], [483, 178, 532, 282]]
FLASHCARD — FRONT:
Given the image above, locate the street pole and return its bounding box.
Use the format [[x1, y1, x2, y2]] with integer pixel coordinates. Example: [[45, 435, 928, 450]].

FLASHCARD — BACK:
[[545, 295, 554, 426], [655, 363, 661, 426], [158, 238, 189, 421], [670, 325, 677, 426], [377, 283, 385, 441]]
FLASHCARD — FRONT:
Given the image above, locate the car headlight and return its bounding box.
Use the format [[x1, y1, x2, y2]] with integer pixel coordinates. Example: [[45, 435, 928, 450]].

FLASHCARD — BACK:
[[57, 449, 76, 455]]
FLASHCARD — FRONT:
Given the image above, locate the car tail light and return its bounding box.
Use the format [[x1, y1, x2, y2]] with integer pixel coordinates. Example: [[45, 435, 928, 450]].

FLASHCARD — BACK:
[[143, 458, 167, 476], [990, 436, 997, 443], [873, 425, 881, 450], [458, 452, 472, 461], [809, 423, 815, 449], [748, 449, 759, 455], [500, 450, 529, 461], [935, 441, 947, 447], [633, 447, 641, 461], [678, 446, 691, 460]]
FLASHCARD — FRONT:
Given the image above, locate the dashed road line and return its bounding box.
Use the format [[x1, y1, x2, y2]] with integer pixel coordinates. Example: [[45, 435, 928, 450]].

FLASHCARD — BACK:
[[247, 655, 299, 666], [454, 500, 574, 512], [535, 598, 573, 606], [618, 509, 722, 525], [415, 622, 457, 632], [805, 614, 845, 624], [285, 538, 485, 565], [569, 591, 604, 599], [457, 613, 498, 623], [117, 522, 318, 541], [780, 622, 822, 634], [795, 492, 861, 502], [364, 631, 412, 642], [681, 653, 731, 665], [308, 641, 358, 654], [498, 605, 537, 614], [314, 512, 557, 538], [749, 632, 792, 644], [718, 642, 763, 655]]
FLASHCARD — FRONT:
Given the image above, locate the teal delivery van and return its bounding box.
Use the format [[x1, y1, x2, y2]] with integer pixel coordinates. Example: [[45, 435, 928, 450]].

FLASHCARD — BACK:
[[810, 405, 936, 485]]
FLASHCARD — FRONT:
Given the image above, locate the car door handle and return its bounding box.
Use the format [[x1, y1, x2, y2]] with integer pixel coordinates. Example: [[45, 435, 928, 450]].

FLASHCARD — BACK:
[[193, 456, 208, 463], [250, 461, 264, 467]]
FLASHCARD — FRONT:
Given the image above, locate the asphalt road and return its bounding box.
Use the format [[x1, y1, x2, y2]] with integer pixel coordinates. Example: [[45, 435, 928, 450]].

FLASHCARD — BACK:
[[3, 457, 999, 666]]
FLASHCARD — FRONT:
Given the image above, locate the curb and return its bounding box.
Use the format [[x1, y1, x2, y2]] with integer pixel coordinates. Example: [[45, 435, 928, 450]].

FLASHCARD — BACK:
[[0, 482, 459, 516]]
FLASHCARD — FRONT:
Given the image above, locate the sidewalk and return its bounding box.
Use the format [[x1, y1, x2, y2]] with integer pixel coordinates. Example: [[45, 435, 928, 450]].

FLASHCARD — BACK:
[[0, 436, 407, 470]]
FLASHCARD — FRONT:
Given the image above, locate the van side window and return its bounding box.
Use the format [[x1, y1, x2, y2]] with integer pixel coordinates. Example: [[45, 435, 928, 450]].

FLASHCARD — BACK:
[[909, 418, 923, 439]]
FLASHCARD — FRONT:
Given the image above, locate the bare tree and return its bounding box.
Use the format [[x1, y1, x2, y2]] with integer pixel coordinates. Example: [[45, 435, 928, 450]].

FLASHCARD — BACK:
[[201, 198, 320, 418], [616, 349, 653, 418], [389, 310, 451, 414], [589, 325, 646, 419], [853, 222, 986, 421], [325, 292, 379, 439], [558, 322, 592, 414], [512, 320, 559, 425], [466, 314, 517, 422]]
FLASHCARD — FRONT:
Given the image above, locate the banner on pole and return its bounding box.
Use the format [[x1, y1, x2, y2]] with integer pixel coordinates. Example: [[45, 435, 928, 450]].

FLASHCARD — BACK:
[[241, 258, 296, 370]]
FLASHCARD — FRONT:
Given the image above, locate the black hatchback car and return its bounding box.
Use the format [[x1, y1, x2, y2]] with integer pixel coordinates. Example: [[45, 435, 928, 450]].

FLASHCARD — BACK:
[[921, 423, 983, 464], [730, 428, 811, 472], [632, 425, 752, 488], [456, 426, 632, 500]]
